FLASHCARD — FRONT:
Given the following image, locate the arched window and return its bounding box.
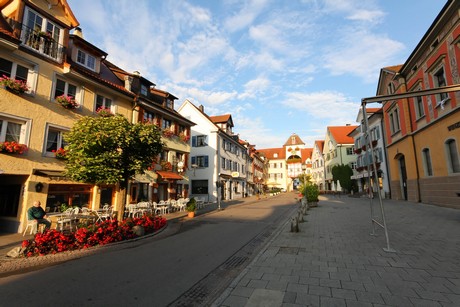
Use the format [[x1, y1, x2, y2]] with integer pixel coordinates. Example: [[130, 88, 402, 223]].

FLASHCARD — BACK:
[[422, 148, 433, 177], [445, 139, 460, 173]]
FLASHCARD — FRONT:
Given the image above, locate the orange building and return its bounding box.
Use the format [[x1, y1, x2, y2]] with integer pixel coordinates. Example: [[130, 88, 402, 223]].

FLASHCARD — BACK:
[[375, 1, 460, 207]]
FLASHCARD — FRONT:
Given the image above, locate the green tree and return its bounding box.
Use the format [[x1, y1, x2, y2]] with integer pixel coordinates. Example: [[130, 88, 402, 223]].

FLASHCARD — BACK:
[[297, 173, 312, 185], [331, 164, 353, 192], [64, 114, 163, 187]]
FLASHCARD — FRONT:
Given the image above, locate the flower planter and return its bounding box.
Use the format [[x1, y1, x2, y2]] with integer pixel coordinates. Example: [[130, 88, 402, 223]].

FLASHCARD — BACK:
[[0, 75, 29, 94], [188, 211, 195, 218], [56, 95, 79, 109]]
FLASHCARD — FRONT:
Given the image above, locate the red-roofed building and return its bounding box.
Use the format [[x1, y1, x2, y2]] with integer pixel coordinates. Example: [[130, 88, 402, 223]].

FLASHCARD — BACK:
[[323, 125, 358, 191], [311, 140, 325, 189], [258, 133, 313, 192]]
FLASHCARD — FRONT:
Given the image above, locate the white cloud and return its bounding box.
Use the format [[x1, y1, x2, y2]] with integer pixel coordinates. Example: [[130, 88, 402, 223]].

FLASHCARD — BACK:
[[283, 91, 359, 123], [238, 76, 271, 99], [224, 0, 270, 32], [322, 29, 405, 81]]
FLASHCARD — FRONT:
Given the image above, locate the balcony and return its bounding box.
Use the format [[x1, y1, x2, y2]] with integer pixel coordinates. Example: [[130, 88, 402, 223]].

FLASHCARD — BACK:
[[19, 25, 65, 63]]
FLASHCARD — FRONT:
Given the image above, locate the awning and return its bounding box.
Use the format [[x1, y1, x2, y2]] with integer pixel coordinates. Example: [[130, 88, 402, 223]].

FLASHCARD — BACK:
[[156, 171, 184, 180], [33, 169, 66, 177]]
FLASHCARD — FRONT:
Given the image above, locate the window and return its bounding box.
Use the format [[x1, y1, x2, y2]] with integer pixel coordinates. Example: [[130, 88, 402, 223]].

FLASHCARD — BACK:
[[95, 94, 113, 112], [191, 156, 208, 168], [54, 78, 78, 102], [77, 49, 96, 71], [389, 107, 401, 134], [370, 127, 380, 141], [0, 57, 35, 92], [346, 147, 353, 155], [162, 119, 171, 130], [191, 180, 208, 194], [45, 125, 68, 157], [387, 82, 395, 94], [143, 110, 157, 124], [414, 96, 425, 119], [0, 115, 29, 144], [192, 135, 207, 147], [446, 139, 460, 173], [140, 85, 148, 96], [350, 162, 356, 170], [422, 148, 433, 177], [22, 8, 63, 61], [433, 66, 448, 102], [221, 157, 226, 169]]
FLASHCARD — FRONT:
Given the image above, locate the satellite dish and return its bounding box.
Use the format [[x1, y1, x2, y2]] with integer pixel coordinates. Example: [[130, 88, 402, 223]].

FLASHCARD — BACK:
[[191, 164, 198, 168]]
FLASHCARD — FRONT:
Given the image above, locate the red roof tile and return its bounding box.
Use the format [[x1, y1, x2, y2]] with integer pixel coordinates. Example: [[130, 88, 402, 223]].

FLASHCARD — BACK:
[[257, 148, 286, 159], [328, 126, 358, 144]]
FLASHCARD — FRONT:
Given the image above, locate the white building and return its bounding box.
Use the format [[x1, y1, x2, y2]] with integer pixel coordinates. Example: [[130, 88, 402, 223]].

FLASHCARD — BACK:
[[177, 100, 248, 202], [350, 108, 390, 198], [311, 140, 326, 190], [323, 125, 358, 192]]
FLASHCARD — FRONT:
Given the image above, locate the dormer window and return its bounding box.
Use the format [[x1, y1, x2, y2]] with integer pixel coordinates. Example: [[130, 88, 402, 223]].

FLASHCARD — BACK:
[[21, 7, 64, 62], [77, 49, 95, 71], [140, 85, 148, 96]]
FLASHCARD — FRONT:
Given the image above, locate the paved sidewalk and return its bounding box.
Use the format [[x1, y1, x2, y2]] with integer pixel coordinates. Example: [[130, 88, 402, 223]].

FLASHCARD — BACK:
[[215, 195, 460, 307]]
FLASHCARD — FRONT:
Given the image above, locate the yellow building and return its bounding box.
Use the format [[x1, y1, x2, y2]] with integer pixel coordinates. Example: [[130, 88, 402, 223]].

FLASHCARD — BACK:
[[0, 0, 135, 232], [376, 1, 460, 207]]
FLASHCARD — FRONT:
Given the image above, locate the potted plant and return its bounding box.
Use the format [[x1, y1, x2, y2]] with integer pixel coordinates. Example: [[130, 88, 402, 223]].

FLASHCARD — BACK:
[[96, 106, 114, 117], [0, 75, 29, 94], [186, 197, 196, 218], [56, 95, 79, 109], [0, 141, 28, 155]]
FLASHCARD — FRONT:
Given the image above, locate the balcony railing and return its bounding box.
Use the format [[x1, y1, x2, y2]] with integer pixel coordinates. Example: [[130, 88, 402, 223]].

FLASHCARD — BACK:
[[19, 25, 65, 63]]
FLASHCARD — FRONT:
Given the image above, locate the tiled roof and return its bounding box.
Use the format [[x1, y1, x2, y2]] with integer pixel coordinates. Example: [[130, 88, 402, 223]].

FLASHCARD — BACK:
[[383, 65, 403, 73], [210, 114, 232, 124], [257, 148, 286, 159], [68, 60, 135, 97], [301, 148, 313, 162], [366, 107, 382, 113], [328, 126, 358, 144], [315, 140, 324, 152], [283, 133, 305, 146]]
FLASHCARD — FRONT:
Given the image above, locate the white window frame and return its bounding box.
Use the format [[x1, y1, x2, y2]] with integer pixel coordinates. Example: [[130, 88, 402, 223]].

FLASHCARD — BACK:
[[52, 75, 82, 107], [76, 49, 96, 71], [432, 65, 448, 103], [414, 95, 425, 119], [44, 124, 69, 157], [388, 107, 401, 135], [0, 56, 38, 94], [0, 113, 31, 144], [95, 94, 114, 113]]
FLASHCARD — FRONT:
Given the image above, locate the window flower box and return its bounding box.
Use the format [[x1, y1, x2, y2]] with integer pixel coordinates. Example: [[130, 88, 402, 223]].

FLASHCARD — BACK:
[[0, 141, 28, 155], [0, 75, 29, 94], [53, 147, 67, 159], [354, 148, 362, 154], [162, 129, 175, 138], [160, 160, 172, 171], [96, 106, 114, 117], [56, 95, 79, 109], [179, 133, 190, 143]]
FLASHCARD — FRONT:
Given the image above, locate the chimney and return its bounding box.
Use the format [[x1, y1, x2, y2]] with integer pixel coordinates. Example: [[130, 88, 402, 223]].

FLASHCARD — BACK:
[[199, 105, 204, 112], [73, 27, 83, 38]]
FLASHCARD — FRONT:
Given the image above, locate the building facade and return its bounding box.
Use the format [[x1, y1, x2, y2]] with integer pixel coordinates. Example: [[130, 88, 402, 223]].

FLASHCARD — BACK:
[[375, 0, 460, 207], [323, 126, 358, 191]]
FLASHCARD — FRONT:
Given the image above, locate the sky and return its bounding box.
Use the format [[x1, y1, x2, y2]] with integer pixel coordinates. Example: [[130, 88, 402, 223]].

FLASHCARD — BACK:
[[67, 0, 448, 149]]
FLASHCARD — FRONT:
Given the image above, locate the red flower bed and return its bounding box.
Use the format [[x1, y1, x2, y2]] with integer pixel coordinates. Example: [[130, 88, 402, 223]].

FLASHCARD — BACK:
[[22, 215, 167, 257]]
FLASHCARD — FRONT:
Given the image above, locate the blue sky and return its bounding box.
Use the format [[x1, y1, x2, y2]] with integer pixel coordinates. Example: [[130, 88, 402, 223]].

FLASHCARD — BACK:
[[67, 0, 447, 149]]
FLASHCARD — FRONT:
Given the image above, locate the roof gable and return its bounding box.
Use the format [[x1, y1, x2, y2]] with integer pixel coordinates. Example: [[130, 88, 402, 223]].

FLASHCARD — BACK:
[[328, 126, 358, 144]]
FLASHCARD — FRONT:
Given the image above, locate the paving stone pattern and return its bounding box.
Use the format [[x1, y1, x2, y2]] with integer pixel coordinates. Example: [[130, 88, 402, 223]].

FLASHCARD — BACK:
[[216, 196, 460, 307]]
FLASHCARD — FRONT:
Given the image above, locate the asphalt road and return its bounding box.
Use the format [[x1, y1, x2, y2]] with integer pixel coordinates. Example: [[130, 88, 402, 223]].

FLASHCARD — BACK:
[[0, 193, 298, 307]]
